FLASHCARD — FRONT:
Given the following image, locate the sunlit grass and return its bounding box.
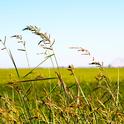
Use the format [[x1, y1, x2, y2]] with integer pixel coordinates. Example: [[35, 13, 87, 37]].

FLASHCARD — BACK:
[[0, 68, 124, 84], [0, 25, 124, 123]]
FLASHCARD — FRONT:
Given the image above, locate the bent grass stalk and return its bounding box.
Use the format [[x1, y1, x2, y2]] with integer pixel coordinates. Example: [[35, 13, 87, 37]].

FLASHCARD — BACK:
[[116, 67, 120, 107], [0, 37, 20, 78], [11, 35, 30, 68]]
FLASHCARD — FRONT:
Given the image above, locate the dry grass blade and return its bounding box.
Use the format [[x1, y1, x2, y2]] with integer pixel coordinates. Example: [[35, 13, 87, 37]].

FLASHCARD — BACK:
[[89, 61, 102, 67], [38, 40, 44, 45], [1, 47, 6, 50], [23, 25, 40, 32], [116, 67, 120, 107], [23, 25, 51, 43], [55, 72, 69, 96], [23, 54, 53, 78], [4, 36, 6, 45], [8, 49, 20, 78], [8, 77, 57, 84], [50, 39, 55, 47], [67, 64, 89, 105], [11, 34, 30, 67], [97, 96, 112, 110], [17, 49, 26, 51], [70, 46, 90, 56], [11, 35, 22, 40]]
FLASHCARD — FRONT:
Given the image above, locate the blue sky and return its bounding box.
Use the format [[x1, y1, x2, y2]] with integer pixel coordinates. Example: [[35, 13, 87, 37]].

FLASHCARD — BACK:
[[0, 0, 124, 68]]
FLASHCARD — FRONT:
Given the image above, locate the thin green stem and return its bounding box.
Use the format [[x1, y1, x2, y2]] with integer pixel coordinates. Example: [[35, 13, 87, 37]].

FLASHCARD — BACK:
[[116, 67, 120, 107]]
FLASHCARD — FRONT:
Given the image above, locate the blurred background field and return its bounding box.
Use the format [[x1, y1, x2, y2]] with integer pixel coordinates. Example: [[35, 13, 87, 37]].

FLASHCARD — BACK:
[[0, 67, 124, 84]]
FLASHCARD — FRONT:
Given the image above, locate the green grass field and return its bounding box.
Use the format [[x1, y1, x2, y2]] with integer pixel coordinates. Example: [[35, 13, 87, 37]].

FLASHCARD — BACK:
[[0, 67, 124, 123], [0, 67, 124, 84]]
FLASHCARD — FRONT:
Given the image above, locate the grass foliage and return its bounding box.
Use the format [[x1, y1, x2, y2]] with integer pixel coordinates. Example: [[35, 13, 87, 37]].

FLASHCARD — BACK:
[[0, 25, 124, 123]]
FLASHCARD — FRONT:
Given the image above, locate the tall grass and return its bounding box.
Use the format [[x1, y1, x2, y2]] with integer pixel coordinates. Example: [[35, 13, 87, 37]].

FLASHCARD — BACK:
[[0, 25, 124, 123]]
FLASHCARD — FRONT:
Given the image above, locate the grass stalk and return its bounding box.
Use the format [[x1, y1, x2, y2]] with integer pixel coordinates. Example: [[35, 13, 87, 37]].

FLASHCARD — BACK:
[[116, 67, 120, 107]]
